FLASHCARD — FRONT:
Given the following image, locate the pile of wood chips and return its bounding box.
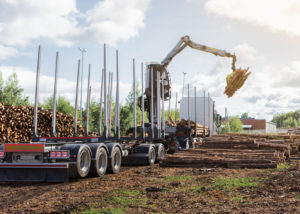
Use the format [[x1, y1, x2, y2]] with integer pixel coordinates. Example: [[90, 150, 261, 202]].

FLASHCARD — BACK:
[[0, 103, 85, 143], [160, 133, 300, 169], [224, 68, 251, 97]]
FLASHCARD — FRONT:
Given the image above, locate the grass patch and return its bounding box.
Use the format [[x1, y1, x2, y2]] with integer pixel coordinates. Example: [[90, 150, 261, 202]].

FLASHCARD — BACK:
[[110, 189, 147, 207], [295, 194, 300, 199], [82, 208, 126, 214], [212, 176, 260, 191], [164, 175, 193, 182], [277, 163, 289, 169], [187, 185, 204, 194]]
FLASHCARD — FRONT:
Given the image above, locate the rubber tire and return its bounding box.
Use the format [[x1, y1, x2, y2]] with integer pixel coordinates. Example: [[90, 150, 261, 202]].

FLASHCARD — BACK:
[[76, 146, 91, 178], [156, 145, 165, 162], [184, 138, 190, 150], [148, 146, 156, 165], [108, 147, 122, 174], [94, 147, 108, 177]]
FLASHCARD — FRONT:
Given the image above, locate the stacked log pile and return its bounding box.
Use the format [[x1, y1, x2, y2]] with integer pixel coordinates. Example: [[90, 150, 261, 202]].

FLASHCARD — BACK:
[[0, 103, 84, 143], [161, 134, 300, 169], [166, 118, 209, 137]]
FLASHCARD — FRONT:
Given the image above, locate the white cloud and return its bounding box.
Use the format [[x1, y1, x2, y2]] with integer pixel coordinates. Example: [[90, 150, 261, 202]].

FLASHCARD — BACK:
[[0, 0, 78, 47], [82, 0, 150, 46], [272, 61, 300, 88], [205, 0, 300, 37], [233, 44, 263, 64], [0, 0, 150, 56], [0, 45, 17, 60]]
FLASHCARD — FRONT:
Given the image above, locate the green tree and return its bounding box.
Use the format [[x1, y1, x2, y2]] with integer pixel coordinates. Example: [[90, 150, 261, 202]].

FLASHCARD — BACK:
[[241, 112, 249, 119], [229, 116, 243, 132], [220, 121, 231, 134], [120, 83, 147, 135], [221, 116, 243, 133], [42, 96, 74, 116], [272, 110, 300, 128], [0, 72, 29, 105], [164, 109, 180, 123]]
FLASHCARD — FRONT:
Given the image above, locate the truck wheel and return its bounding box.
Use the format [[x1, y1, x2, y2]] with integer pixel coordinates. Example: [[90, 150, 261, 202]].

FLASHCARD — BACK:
[[184, 138, 190, 150], [156, 145, 165, 162], [94, 147, 108, 177], [148, 146, 156, 165], [77, 146, 91, 178], [108, 147, 122, 174]]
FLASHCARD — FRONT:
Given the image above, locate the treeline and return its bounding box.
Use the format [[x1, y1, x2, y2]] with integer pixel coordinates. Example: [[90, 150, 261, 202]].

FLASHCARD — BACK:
[[272, 110, 300, 128], [0, 72, 179, 136]]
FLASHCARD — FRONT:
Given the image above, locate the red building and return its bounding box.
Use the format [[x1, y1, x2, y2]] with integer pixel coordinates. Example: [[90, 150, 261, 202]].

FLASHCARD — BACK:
[[240, 119, 266, 130]]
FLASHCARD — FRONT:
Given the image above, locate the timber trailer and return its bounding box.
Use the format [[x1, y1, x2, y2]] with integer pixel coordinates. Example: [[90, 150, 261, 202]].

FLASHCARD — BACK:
[[0, 35, 239, 182], [0, 45, 167, 182]]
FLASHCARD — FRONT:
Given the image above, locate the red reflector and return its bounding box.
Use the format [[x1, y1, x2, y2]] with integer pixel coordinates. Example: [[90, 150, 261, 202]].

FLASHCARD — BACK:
[[62, 152, 68, 158], [171, 142, 177, 146], [56, 152, 62, 158], [50, 152, 56, 158], [0, 151, 4, 158]]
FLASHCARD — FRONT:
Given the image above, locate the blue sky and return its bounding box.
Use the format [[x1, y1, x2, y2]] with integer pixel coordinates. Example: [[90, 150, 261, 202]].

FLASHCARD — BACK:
[[1, 0, 300, 121]]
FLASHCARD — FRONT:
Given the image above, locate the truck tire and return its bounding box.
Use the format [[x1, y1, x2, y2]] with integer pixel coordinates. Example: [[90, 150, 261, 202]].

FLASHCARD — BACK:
[[178, 137, 189, 150], [94, 147, 108, 177], [148, 146, 156, 165], [108, 147, 122, 174], [156, 144, 165, 163], [76, 145, 91, 178], [184, 138, 190, 150]]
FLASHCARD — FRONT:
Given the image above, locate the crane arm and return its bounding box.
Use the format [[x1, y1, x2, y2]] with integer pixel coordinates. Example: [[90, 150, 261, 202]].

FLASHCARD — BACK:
[[161, 35, 236, 71]]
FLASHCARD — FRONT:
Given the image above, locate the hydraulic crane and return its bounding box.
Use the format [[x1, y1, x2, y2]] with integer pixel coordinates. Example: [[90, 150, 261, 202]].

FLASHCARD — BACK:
[[143, 35, 249, 141]]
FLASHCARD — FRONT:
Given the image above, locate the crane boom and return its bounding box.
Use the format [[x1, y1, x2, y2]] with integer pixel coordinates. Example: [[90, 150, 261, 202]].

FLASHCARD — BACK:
[[142, 35, 250, 129], [161, 35, 236, 71]]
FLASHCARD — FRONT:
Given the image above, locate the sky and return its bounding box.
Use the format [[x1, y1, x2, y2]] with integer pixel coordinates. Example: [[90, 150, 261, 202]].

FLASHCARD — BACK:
[[1, 0, 300, 121]]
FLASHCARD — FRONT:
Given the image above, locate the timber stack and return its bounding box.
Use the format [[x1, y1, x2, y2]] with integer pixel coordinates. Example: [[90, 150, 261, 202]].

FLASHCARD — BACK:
[[167, 118, 209, 137], [0, 103, 84, 143], [160, 133, 300, 169]]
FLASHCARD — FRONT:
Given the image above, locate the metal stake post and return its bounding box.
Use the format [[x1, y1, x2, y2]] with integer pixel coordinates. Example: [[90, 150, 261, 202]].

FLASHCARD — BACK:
[[194, 87, 197, 138], [51, 51, 59, 137], [150, 68, 154, 139], [141, 63, 145, 140], [133, 59, 137, 139], [208, 92, 210, 136], [78, 47, 87, 117], [175, 92, 178, 123], [188, 84, 190, 129], [103, 44, 108, 139], [161, 76, 165, 138], [115, 50, 120, 139], [108, 72, 113, 137], [99, 69, 104, 136], [85, 64, 91, 136], [33, 45, 41, 140], [168, 96, 171, 123], [74, 60, 81, 137], [203, 90, 206, 137]]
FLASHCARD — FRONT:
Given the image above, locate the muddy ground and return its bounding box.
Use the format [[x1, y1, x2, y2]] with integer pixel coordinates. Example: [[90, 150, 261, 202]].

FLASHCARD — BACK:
[[0, 161, 299, 214]]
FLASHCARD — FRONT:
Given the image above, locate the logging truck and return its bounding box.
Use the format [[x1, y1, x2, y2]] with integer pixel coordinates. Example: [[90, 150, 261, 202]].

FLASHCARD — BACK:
[[0, 35, 237, 182]]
